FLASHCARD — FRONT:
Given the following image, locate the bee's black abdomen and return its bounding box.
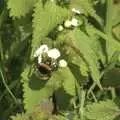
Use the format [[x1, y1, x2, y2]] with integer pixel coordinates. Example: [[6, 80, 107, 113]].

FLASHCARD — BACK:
[[38, 63, 51, 75], [37, 63, 52, 80]]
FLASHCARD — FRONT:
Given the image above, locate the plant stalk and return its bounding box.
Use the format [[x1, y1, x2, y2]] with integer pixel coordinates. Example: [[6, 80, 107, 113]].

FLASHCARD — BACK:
[[105, 0, 113, 36], [79, 90, 86, 120], [0, 35, 4, 61], [0, 67, 18, 104]]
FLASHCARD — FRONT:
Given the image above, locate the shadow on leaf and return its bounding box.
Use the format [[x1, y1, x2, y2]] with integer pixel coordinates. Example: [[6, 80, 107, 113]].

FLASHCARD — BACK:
[[114, 115, 120, 120], [55, 87, 73, 111], [29, 73, 47, 90]]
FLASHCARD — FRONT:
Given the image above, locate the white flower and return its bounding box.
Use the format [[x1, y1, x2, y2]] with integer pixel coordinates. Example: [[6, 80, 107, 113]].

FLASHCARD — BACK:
[[72, 8, 81, 14], [71, 18, 78, 27], [38, 55, 42, 63], [64, 20, 72, 28], [59, 59, 67, 67], [39, 44, 48, 53], [34, 44, 48, 57], [47, 48, 60, 59], [34, 48, 41, 57], [58, 25, 64, 31], [72, 8, 84, 15]]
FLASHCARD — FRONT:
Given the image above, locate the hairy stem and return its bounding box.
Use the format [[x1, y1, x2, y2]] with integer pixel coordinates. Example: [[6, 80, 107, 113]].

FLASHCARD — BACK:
[[91, 91, 97, 102], [79, 90, 86, 119], [0, 80, 18, 101], [105, 0, 113, 62], [0, 9, 8, 62], [87, 83, 96, 98], [0, 67, 18, 104], [105, 0, 113, 36], [111, 87, 116, 100], [0, 37, 4, 61]]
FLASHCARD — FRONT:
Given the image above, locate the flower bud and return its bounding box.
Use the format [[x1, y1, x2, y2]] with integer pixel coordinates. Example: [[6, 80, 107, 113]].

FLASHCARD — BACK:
[[58, 25, 64, 31], [72, 8, 81, 14], [71, 18, 78, 27], [59, 59, 67, 67], [64, 20, 72, 28]]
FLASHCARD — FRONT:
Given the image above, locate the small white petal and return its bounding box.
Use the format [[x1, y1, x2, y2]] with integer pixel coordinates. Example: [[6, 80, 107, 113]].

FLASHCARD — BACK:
[[39, 44, 48, 53], [59, 59, 67, 67], [72, 8, 81, 14], [34, 48, 41, 57], [47, 48, 60, 59], [72, 8, 84, 14], [58, 25, 64, 31], [64, 20, 72, 28], [33, 53, 37, 57], [38, 55, 42, 63], [71, 18, 78, 27], [33, 44, 48, 57]]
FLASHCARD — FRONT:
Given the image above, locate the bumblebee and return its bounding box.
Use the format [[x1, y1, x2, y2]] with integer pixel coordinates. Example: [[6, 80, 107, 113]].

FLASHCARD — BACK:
[[36, 60, 58, 80]]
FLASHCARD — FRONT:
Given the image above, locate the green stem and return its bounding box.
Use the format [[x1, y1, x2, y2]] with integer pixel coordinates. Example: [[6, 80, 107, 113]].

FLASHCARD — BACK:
[[105, 0, 115, 62], [105, 0, 113, 36], [92, 27, 118, 44], [93, 13, 103, 30], [0, 67, 18, 104], [0, 37, 4, 61], [79, 90, 86, 120], [0, 9, 8, 62], [75, 79, 82, 117], [91, 91, 97, 102], [111, 87, 116, 100], [76, 82, 81, 107], [87, 83, 96, 98], [0, 80, 18, 101]]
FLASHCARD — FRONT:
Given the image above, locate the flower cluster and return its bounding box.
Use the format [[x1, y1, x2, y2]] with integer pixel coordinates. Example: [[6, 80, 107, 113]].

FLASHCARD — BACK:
[[72, 8, 84, 15], [34, 44, 67, 67], [57, 8, 83, 31], [64, 17, 79, 28]]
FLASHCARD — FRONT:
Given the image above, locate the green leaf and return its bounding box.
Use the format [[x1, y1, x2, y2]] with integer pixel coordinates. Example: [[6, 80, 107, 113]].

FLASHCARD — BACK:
[[106, 37, 120, 62], [21, 66, 54, 111], [32, 0, 69, 59], [7, 0, 38, 18], [85, 100, 120, 120], [61, 67, 76, 96], [65, 29, 101, 87], [10, 113, 29, 120], [86, 25, 106, 65], [85, 24, 120, 62], [112, 3, 120, 26], [69, 63, 88, 86], [113, 24, 120, 40], [56, 31, 89, 77], [102, 68, 120, 87], [70, 0, 102, 25], [52, 67, 76, 111], [21, 65, 75, 111]]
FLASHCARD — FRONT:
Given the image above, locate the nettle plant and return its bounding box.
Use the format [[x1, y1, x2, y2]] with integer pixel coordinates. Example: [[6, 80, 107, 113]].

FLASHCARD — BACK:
[[0, 0, 120, 120]]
